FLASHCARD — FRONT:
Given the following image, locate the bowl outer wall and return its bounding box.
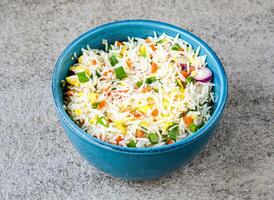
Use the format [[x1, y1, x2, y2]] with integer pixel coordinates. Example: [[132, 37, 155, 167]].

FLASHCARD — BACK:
[[59, 114, 219, 180], [52, 20, 228, 180]]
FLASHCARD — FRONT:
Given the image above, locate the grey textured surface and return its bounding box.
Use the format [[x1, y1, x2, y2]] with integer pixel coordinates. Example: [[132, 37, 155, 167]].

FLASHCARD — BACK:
[[0, 0, 274, 199]]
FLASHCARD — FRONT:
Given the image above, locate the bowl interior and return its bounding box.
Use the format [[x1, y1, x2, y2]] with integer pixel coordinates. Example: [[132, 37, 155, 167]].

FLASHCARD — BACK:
[[52, 20, 227, 152]]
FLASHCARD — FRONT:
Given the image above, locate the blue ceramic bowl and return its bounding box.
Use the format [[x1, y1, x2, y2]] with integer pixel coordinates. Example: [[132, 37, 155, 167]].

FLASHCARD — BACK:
[[52, 20, 228, 180]]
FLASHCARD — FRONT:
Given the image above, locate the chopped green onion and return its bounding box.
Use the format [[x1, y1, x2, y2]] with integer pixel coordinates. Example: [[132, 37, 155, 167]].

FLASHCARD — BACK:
[[77, 71, 89, 83], [186, 76, 194, 83], [148, 133, 159, 144], [139, 45, 147, 58], [171, 43, 181, 51], [96, 116, 109, 127], [167, 123, 179, 140], [114, 66, 127, 79], [168, 131, 177, 140], [189, 123, 198, 132], [136, 77, 157, 87], [127, 140, 136, 148], [109, 55, 118, 66], [145, 76, 157, 84], [136, 81, 143, 88], [186, 46, 191, 52], [95, 69, 101, 78], [156, 39, 165, 44], [136, 77, 158, 87], [107, 45, 113, 52], [92, 102, 99, 109], [140, 52, 146, 58], [153, 87, 159, 93], [90, 70, 101, 79]]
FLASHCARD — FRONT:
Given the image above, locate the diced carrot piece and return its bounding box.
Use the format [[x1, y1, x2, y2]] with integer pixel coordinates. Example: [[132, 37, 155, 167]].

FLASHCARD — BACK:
[[150, 44, 157, 51], [103, 69, 113, 76], [116, 136, 123, 144], [98, 100, 107, 109], [120, 89, 129, 93], [145, 38, 151, 43], [182, 70, 189, 78], [151, 109, 158, 117], [136, 130, 145, 138], [178, 47, 184, 51], [92, 59, 97, 65], [167, 139, 174, 144], [112, 89, 129, 93], [133, 111, 142, 118], [183, 116, 193, 127], [151, 62, 158, 73], [189, 67, 195, 73], [102, 86, 110, 93], [116, 41, 123, 46], [66, 90, 74, 96], [126, 58, 132, 68], [167, 139, 173, 144], [142, 87, 152, 93]]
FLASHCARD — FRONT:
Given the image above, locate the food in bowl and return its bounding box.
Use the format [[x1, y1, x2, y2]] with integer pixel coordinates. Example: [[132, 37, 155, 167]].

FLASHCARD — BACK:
[[62, 33, 214, 148]]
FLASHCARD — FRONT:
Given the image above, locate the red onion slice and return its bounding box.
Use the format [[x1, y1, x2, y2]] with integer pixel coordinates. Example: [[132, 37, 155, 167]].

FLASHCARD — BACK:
[[180, 63, 188, 70], [194, 68, 212, 82], [180, 63, 195, 71]]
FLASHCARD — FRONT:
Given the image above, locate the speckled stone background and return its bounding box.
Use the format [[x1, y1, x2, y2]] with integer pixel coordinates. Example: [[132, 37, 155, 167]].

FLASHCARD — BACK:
[[0, 0, 273, 199]]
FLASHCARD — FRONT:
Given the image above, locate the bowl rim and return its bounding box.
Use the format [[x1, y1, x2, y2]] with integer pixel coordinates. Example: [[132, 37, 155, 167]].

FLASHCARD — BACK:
[[51, 19, 228, 154]]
